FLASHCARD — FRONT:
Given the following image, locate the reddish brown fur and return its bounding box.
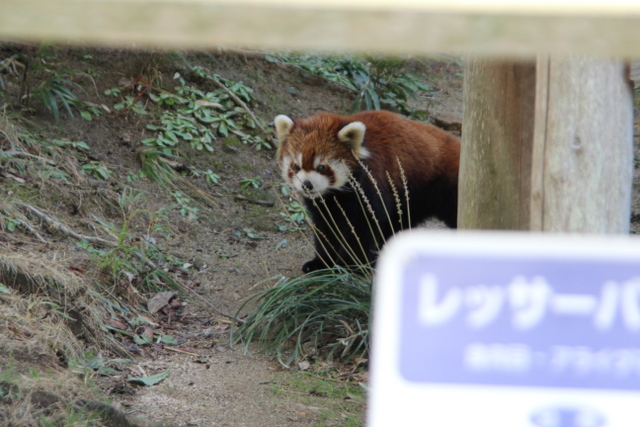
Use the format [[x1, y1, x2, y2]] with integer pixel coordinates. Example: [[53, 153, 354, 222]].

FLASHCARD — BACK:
[[342, 111, 459, 192], [278, 110, 459, 189], [279, 114, 360, 170]]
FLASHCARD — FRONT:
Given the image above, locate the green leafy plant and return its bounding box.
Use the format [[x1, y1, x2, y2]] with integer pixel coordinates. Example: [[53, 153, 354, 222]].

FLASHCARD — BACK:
[[171, 191, 199, 219], [103, 62, 268, 189], [274, 182, 291, 196], [265, 54, 359, 89], [68, 351, 129, 384], [128, 368, 171, 386], [78, 103, 103, 121], [239, 227, 266, 240], [268, 53, 432, 115], [113, 95, 147, 115], [134, 80, 249, 177], [81, 162, 113, 180], [240, 176, 262, 189], [278, 200, 308, 232], [1, 215, 21, 233], [126, 170, 146, 182], [242, 134, 272, 151], [285, 201, 307, 224], [31, 74, 83, 120], [104, 87, 122, 97], [204, 169, 221, 184], [137, 75, 259, 155], [351, 56, 432, 114], [1, 45, 91, 120], [136, 145, 183, 187], [51, 139, 90, 150]]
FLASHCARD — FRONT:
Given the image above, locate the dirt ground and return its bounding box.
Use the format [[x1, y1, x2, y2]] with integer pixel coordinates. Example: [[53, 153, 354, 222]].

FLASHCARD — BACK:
[[1, 46, 638, 427], [0, 46, 466, 426]]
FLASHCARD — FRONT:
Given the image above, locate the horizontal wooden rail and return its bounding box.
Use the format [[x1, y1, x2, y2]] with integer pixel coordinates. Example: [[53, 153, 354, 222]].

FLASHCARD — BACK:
[[2, 1, 640, 55]]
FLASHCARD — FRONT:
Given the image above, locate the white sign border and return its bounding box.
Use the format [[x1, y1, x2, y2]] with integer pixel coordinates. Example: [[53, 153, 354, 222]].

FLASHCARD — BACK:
[[368, 230, 640, 427]]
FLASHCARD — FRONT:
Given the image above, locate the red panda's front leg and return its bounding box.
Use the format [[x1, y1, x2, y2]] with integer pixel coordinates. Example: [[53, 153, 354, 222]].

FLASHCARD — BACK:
[[302, 204, 342, 273]]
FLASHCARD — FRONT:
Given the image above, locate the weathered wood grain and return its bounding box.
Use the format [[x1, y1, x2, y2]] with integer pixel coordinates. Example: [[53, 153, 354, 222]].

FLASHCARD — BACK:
[[458, 59, 536, 230], [2, 1, 640, 55], [533, 56, 633, 233]]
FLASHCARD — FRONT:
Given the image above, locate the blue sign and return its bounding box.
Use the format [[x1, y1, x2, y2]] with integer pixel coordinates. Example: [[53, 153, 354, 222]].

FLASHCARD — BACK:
[[399, 254, 640, 390]]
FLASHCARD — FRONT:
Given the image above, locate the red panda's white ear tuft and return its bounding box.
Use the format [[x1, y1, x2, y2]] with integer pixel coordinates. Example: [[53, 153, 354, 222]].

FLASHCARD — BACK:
[[338, 121, 370, 159], [274, 115, 294, 146]]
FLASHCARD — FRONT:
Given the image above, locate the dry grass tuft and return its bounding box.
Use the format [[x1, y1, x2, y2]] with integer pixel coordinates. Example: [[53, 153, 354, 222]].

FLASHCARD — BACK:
[[0, 250, 136, 425], [1, 252, 129, 357]]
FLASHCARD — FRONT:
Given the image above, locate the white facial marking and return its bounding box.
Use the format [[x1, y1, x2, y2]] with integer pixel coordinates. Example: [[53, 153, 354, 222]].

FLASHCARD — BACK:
[[292, 170, 330, 199], [313, 155, 325, 168], [328, 159, 351, 188]]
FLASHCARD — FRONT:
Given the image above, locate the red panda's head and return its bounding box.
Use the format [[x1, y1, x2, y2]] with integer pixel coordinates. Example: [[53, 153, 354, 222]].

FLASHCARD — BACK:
[[274, 113, 370, 198]]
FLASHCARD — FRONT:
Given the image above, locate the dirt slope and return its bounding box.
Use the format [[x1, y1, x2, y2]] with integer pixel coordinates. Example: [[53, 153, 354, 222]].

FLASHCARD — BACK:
[[0, 46, 464, 426]]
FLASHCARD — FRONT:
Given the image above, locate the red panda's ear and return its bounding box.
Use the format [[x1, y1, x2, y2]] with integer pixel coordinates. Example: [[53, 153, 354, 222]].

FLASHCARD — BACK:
[[338, 122, 370, 159], [274, 115, 294, 146]]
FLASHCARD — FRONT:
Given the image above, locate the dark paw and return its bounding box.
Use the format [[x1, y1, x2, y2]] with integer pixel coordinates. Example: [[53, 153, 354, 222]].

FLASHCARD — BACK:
[[302, 258, 326, 273]]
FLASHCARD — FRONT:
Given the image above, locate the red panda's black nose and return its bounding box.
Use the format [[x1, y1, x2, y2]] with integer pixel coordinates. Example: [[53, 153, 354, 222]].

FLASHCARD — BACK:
[[302, 180, 314, 191]]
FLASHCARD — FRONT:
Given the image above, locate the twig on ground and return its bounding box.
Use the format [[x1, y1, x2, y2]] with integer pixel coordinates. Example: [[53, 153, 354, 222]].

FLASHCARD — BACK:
[[2, 150, 56, 165], [16, 202, 118, 248], [164, 346, 198, 355], [235, 195, 274, 207]]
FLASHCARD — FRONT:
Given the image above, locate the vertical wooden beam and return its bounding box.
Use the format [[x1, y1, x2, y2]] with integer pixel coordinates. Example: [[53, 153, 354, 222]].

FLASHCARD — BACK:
[[459, 56, 633, 233], [531, 56, 633, 233], [458, 59, 537, 230]]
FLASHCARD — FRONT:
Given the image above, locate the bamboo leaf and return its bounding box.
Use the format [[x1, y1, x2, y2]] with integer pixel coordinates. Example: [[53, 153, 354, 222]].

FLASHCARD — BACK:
[[128, 369, 170, 386]]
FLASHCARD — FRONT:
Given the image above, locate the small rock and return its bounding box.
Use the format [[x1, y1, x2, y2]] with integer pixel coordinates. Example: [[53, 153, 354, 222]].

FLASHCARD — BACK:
[[297, 360, 311, 371], [285, 87, 299, 96], [433, 111, 462, 132], [223, 144, 239, 153]]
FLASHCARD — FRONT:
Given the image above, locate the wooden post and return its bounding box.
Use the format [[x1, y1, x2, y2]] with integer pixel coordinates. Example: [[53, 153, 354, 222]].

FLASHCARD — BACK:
[[458, 59, 537, 230], [530, 56, 634, 233], [459, 56, 633, 233]]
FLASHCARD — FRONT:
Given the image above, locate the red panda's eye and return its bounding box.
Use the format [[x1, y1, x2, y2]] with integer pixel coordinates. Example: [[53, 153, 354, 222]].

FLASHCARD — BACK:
[[317, 165, 326, 173], [292, 164, 300, 172]]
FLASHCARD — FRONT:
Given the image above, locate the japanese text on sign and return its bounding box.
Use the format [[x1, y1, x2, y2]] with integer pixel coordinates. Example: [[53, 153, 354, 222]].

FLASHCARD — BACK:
[[419, 274, 640, 331]]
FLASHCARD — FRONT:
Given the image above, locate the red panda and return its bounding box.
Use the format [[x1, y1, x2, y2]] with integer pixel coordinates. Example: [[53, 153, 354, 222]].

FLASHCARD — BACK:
[[274, 110, 460, 273]]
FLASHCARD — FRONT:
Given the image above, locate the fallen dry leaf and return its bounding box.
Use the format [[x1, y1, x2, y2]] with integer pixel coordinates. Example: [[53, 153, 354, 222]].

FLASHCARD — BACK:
[[104, 318, 128, 330], [148, 291, 177, 314]]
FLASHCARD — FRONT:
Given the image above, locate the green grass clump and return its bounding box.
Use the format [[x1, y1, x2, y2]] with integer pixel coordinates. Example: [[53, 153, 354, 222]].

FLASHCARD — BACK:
[[232, 267, 372, 368]]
